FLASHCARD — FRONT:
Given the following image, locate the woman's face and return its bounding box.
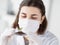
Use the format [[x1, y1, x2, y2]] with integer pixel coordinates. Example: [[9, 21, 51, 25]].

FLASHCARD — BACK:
[[19, 6, 45, 24]]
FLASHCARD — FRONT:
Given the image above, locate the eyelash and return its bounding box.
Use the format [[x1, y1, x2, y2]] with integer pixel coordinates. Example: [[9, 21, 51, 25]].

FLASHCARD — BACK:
[[21, 15, 26, 18], [22, 16, 26, 18], [21, 15, 37, 19], [31, 17, 37, 19]]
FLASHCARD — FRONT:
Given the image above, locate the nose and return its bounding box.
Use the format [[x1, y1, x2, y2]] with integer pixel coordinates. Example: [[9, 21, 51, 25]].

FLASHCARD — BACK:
[[26, 15, 31, 20]]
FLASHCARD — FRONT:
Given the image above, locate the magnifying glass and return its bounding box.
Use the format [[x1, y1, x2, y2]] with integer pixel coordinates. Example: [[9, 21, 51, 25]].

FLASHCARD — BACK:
[[15, 28, 26, 36]]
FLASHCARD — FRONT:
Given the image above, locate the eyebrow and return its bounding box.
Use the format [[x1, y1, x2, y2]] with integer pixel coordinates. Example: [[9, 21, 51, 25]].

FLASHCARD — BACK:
[[21, 13, 26, 15]]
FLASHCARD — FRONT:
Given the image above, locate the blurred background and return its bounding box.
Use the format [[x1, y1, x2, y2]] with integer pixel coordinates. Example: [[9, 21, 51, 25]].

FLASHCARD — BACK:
[[0, 0, 60, 44]]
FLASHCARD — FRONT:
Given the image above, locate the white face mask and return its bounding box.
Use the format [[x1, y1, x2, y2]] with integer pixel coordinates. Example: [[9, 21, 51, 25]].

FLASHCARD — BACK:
[[18, 19, 40, 34]]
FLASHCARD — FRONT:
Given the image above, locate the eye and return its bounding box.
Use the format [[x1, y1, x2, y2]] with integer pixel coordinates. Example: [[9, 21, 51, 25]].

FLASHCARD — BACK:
[[20, 13, 27, 18], [21, 15, 26, 18], [31, 14, 38, 20], [31, 16, 38, 20]]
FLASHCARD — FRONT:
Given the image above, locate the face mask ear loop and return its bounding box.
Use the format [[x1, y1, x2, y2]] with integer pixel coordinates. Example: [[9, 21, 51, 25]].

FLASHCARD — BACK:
[[36, 24, 41, 35]]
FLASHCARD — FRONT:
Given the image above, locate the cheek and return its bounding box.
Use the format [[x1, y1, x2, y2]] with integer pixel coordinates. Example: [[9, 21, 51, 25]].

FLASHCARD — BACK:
[[36, 16, 42, 24], [37, 16, 41, 21]]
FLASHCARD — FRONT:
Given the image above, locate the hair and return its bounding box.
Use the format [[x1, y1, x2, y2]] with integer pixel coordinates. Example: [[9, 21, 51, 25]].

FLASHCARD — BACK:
[[12, 0, 47, 34]]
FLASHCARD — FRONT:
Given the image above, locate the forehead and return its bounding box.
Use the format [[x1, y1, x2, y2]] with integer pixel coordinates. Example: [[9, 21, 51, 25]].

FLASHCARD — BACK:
[[20, 6, 41, 15]]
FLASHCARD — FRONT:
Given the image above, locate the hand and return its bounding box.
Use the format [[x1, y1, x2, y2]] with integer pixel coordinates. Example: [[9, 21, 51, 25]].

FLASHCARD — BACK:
[[26, 33, 42, 45], [0, 27, 16, 45], [0, 27, 15, 38]]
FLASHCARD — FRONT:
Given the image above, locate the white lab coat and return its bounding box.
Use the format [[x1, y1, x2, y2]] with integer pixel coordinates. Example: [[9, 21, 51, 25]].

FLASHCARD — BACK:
[[0, 29, 59, 45]]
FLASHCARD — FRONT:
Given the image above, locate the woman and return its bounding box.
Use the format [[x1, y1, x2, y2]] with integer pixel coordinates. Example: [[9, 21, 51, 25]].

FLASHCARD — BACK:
[[0, 0, 59, 45]]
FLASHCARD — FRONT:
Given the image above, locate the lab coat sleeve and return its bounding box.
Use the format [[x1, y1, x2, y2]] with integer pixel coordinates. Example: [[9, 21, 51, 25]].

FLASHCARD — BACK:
[[50, 38, 59, 45], [0, 36, 8, 45], [44, 37, 59, 45]]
